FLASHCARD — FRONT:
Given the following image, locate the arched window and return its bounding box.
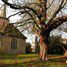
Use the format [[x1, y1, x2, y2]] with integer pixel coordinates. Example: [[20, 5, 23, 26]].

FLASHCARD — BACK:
[[11, 38, 17, 49]]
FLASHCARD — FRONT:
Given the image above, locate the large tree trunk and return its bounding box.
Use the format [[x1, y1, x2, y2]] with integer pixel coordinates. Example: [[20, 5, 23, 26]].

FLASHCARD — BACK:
[[39, 34, 49, 61], [39, 27, 50, 61], [40, 42, 48, 60]]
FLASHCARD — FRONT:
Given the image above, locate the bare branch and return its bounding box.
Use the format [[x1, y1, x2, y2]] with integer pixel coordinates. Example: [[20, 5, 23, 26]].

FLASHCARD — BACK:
[[0, 4, 5, 9], [48, 0, 65, 25], [22, 9, 41, 29], [12, 18, 32, 24], [47, 0, 55, 9], [49, 16, 67, 31], [2, 0, 41, 19], [8, 11, 21, 18]]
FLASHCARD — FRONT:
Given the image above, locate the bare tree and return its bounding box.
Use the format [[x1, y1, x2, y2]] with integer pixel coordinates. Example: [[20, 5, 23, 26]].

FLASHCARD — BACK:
[[1, 0, 67, 61]]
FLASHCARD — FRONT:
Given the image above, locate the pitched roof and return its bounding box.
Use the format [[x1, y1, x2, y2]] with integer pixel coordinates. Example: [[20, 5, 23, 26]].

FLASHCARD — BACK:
[[4, 23, 27, 39]]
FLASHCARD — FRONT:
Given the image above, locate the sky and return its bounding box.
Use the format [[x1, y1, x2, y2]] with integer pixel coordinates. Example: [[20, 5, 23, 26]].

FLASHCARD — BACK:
[[0, 0, 67, 44]]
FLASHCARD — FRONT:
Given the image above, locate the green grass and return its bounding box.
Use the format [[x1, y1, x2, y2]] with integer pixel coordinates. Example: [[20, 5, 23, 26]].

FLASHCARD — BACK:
[[0, 54, 67, 67]]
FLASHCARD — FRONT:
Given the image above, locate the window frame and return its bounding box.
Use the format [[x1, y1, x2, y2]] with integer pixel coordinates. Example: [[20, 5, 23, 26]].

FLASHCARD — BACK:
[[11, 37, 17, 49]]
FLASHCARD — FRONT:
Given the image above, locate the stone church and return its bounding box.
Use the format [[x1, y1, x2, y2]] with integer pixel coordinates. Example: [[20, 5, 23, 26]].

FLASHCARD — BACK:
[[0, 17, 27, 54]]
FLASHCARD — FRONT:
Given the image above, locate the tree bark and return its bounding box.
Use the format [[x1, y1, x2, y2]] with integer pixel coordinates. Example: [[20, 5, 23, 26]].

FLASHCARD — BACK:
[[39, 32, 49, 61], [40, 42, 48, 60]]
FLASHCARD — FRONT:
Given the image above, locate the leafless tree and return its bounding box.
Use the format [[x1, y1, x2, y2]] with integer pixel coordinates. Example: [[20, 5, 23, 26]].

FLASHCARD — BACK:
[[1, 0, 67, 60]]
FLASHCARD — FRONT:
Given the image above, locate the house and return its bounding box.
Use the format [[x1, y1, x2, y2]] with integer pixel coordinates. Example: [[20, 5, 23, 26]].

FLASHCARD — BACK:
[[0, 17, 27, 54]]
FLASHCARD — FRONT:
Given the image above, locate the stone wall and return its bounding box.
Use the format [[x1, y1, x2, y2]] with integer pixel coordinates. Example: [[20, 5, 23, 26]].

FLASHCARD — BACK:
[[0, 36, 11, 54], [0, 36, 26, 54], [10, 37, 26, 54]]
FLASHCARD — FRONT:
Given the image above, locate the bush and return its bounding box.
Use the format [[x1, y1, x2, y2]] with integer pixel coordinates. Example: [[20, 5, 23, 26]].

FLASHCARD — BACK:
[[47, 36, 66, 55], [47, 44, 65, 55]]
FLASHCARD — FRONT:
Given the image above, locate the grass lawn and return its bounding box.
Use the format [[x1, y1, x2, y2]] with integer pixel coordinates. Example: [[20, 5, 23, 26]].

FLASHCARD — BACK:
[[0, 54, 67, 67]]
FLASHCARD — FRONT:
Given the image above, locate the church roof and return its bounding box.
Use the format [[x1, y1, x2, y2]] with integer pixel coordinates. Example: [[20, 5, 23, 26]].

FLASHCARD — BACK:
[[4, 23, 27, 39], [0, 17, 26, 39]]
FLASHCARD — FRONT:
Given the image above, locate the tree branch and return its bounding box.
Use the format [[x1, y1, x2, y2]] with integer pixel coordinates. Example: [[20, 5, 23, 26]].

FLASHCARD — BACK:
[[47, 0, 55, 9], [48, 0, 64, 25], [8, 11, 22, 18], [2, 0, 41, 19], [49, 16, 67, 31]]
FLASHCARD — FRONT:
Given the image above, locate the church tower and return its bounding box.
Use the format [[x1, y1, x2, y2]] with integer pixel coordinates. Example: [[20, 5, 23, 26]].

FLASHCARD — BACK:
[[0, 2, 9, 33], [0, 3, 6, 18]]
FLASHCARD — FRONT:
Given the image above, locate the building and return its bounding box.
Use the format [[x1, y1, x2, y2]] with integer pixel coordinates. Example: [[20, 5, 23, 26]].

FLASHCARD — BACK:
[[0, 17, 27, 54]]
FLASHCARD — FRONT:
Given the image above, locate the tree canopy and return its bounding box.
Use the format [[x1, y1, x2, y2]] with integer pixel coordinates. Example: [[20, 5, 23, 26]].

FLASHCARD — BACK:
[[1, 0, 67, 33]]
